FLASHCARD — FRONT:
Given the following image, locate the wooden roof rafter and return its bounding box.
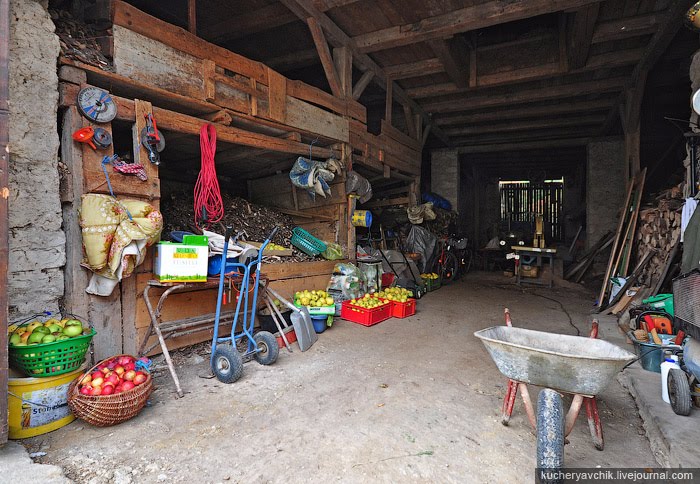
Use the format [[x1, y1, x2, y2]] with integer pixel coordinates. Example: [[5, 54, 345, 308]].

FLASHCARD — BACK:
[[278, 0, 452, 146]]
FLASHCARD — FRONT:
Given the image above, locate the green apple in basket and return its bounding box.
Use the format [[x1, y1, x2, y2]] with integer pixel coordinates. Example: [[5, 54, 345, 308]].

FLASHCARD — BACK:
[[9, 333, 20, 346], [27, 332, 46, 344], [62, 323, 83, 338]]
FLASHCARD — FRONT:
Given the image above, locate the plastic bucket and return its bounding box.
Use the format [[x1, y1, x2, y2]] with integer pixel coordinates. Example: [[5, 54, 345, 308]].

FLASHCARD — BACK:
[[351, 210, 372, 227], [311, 315, 328, 333], [8, 367, 82, 439], [207, 254, 240, 276], [634, 334, 679, 373]]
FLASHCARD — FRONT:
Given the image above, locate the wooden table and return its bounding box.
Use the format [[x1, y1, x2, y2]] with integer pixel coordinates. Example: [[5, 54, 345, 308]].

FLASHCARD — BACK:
[[139, 279, 236, 397], [511, 246, 557, 288]]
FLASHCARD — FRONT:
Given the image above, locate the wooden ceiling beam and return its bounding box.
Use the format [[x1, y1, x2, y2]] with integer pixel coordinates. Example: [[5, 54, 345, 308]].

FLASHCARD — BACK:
[[307, 17, 343, 97], [385, 57, 443, 80], [423, 76, 627, 114], [407, 47, 641, 97], [452, 128, 598, 147], [434, 98, 612, 125], [352, 0, 602, 53], [207, 4, 298, 43], [591, 12, 660, 44], [600, 1, 694, 135], [566, 3, 600, 69], [443, 114, 605, 136], [279, 0, 451, 146], [352, 70, 374, 100], [427, 36, 471, 89], [456, 137, 591, 153]]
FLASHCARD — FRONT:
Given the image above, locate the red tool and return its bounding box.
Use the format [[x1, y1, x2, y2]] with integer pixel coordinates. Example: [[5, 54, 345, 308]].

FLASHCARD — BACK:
[[140, 113, 165, 165], [72, 127, 97, 150]]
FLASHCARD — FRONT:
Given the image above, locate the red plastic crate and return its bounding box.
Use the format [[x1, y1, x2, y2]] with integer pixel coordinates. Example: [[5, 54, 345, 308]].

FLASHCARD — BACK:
[[341, 300, 392, 326], [388, 298, 416, 318]]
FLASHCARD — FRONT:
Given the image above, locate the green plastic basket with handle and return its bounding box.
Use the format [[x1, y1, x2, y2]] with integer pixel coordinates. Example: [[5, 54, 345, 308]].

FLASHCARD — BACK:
[[9, 328, 96, 377], [291, 227, 327, 256]]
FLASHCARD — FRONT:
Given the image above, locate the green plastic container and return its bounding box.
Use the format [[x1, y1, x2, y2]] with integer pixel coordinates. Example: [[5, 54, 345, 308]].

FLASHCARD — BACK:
[[9, 329, 96, 377], [642, 293, 674, 316]]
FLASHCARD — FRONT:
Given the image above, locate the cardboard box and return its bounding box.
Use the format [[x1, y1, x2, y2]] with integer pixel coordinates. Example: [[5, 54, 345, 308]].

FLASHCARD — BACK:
[[155, 235, 209, 283]]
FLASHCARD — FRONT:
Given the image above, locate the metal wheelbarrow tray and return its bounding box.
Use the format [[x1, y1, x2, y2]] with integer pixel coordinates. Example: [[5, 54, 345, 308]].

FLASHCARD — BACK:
[[474, 326, 636, 396]]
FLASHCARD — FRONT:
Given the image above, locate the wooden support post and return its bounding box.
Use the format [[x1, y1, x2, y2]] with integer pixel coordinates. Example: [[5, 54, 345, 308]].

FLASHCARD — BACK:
[[307, 17, 343, 97], [352, 70, 374, 100], [559, 13, 569, 72], [188, 0, 197, 35], [385, 80, 393, 125], [133, 99, 160, 186], [202, 59, 215, 102], [333, 45, 352, 98], [383, 164, 391, 179], [415, 113, 422, 142], [403, 105, 417, 139], [472, 164, 480, 246], [469, 32, 477, 88]]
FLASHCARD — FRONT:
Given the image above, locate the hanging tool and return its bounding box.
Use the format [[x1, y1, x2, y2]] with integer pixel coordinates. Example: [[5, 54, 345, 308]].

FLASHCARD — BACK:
[[77, 86, 118, 123], [92, 127, 112, 149], [140, 113, 165, 165], [72, 127, 97, 150]]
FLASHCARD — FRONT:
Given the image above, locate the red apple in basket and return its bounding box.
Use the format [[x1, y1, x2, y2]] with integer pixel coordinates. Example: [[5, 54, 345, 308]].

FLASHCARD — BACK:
[[133, 371, 147, 386], [114, 365, 125, 377], [105, 373, 119, 386], [91, 376, 104, 388], [80, 374, 92, 386], [80, 386, 91, 396], [90, 371, 102, 381], [124, 370, 136, 382], [90, 386, 102, 396], [101, 384, 114, 395], [121, 381, 135, 392], [123, 362, 135, 371]]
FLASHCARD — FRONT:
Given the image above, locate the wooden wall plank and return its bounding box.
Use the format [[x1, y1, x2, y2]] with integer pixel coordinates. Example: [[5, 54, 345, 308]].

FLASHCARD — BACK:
[[267, 68, 287, 123]]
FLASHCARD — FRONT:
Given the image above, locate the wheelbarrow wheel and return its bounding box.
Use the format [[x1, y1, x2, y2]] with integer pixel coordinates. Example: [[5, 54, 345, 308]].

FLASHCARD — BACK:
[[254, 331, 279, 366], [536, 389, 564, 482], [212, 344, 243, 383], [668, 368, 691, 416]]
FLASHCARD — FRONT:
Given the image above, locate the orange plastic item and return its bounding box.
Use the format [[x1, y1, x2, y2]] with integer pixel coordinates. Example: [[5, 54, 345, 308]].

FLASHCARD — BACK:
[[72, 127, 96, 150], [652, 316, 673, 335], [675, 331, 686, 345]]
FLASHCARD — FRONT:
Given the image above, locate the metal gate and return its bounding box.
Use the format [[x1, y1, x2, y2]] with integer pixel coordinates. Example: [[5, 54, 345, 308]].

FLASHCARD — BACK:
[[499, 180, 564, 241]]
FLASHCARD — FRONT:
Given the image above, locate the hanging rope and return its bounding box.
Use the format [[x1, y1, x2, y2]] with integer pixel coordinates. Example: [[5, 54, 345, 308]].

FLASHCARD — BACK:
[[194, 124, 224, 230]]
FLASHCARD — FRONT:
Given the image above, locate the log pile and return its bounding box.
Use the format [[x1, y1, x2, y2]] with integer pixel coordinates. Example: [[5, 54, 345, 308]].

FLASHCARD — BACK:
[[161, 191, 315, 263], [634, 184, 684, 288]]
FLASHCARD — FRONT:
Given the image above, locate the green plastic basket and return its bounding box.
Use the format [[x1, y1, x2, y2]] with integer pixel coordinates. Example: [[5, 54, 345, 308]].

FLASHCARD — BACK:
[[291, 227, 327, 256], [9, 328, 95, 377]]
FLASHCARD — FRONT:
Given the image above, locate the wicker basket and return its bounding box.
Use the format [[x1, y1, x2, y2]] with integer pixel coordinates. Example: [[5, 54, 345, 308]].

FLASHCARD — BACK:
[[67, 355, 153, 427]]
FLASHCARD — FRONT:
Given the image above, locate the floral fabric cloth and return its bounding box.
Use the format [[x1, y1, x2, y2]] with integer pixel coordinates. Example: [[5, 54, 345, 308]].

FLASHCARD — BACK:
[[80, 194, 162, 296]]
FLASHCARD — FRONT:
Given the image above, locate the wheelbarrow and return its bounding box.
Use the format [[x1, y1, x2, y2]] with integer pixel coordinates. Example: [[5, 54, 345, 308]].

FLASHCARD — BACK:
[[474, 309, 636, 474]]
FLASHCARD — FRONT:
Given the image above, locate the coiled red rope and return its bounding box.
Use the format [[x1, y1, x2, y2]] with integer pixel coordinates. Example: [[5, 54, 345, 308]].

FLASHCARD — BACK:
[[194, 124, 224, 230]]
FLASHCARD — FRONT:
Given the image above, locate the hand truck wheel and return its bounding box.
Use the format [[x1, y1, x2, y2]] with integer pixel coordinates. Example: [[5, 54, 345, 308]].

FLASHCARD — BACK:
[[668, 368, 692, 416], [212, 344, 244, 383], [253, 331, 279, 366]]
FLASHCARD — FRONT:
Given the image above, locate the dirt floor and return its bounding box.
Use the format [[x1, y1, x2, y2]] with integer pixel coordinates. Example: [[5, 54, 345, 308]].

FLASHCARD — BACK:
[[24, 273, 655, 483]]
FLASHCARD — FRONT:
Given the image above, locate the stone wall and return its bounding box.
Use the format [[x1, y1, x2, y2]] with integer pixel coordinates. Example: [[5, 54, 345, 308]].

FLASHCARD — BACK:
[[430, 148, 459, 211], [7, 0, 64, 318], [586, 138, 626, 250]]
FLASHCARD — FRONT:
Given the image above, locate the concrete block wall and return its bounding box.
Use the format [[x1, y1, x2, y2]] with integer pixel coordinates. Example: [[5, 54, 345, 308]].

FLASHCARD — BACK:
[[7, 0, 65, 318], [430, 149, 459, 212], [586, 138, 626, 250]]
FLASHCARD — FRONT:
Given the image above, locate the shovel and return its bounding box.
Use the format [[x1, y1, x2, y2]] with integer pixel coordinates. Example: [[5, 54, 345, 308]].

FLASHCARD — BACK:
[[266, 288, 317, 351]]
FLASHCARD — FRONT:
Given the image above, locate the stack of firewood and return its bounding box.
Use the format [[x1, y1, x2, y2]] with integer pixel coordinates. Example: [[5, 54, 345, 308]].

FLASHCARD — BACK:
[[634, 183, 684, 287]]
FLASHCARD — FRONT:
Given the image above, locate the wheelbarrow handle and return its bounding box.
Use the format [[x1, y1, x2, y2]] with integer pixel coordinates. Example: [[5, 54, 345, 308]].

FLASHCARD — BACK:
[[267, 226, 280, 241], [224, 226, 234, 241]]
